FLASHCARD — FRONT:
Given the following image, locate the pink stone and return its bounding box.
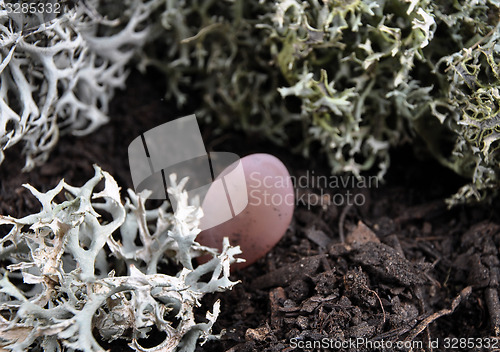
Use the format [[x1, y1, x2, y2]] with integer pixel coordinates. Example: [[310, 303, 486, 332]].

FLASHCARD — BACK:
[[197, 153, 294, 269]]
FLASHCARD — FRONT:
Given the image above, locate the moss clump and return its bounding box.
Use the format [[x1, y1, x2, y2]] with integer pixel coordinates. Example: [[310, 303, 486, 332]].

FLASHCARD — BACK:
[[142, 0, 499, 205]]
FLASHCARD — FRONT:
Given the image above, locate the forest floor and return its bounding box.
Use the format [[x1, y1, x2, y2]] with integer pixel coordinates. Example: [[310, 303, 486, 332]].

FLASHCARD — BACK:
[[1, 70, 499, 352]]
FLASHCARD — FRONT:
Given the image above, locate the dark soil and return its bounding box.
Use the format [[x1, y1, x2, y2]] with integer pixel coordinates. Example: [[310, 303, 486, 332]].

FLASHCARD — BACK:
[[1, 70, 500, 352]]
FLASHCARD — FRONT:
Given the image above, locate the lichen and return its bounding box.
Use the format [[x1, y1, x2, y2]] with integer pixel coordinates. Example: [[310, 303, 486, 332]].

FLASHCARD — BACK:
[[0, 0, 155, 170], [0, 166, 241, 351], [1, 0, 498, 204], [140, 0, 499, 204]]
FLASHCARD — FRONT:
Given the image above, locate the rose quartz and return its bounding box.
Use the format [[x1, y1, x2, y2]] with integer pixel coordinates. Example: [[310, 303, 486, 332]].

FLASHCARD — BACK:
[[197, 153, 294, 269]]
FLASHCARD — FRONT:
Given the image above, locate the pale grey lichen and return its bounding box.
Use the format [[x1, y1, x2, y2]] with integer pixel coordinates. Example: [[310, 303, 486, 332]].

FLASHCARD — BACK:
[[0, 166, 242, 351], [0, 0, 156, 170]]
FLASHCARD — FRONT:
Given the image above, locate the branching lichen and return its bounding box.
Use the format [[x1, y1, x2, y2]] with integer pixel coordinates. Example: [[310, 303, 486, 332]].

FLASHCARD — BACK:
[[0, 0, 156, 170], [0, 166, 241, 351], [140, 0, 499, 204], [436, 30, 500, 204]]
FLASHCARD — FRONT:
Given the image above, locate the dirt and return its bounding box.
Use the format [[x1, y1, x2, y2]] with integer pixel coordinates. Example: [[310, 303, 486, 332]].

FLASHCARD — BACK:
[[1, 70, 500, 352]]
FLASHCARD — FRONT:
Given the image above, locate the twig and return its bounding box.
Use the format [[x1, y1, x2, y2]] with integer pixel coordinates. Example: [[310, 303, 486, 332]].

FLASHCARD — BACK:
[[405, 286, 472, 347], [338, 204, 353, 243], [367, 287, 386, 325], [485, 285, 500, 336], [181, 23, 223, 44], [470, 28, 496, 50]]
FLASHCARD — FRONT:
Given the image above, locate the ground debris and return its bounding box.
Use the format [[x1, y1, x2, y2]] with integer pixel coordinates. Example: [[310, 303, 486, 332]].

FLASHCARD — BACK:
[[252, 255, 325, 289], [349, 242, 428, 286], [3, 82, 500, 351], [394, 200, 446, 223], [456, 222, 500, 338], [305, 228, 333, 248], [269, 287, 286, 330], [404, 286, 472, 342], [245, 326, 270, 342], [346, 221, 380, 246]]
